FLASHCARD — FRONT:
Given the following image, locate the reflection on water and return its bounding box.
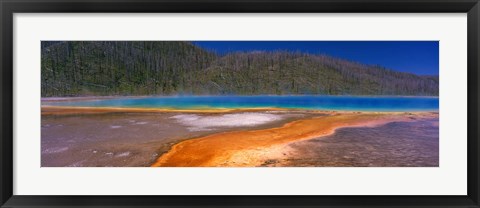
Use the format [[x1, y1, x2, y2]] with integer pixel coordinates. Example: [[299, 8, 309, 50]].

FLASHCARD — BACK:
[[281, 119, 439, 167]]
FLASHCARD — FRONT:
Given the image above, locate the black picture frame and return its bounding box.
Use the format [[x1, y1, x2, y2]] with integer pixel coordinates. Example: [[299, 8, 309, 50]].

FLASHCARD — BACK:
[[1, 0, 479, 207]]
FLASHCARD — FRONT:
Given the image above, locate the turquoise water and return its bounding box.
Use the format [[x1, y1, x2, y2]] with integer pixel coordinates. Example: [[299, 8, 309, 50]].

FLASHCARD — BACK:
[[47, 96, 439, 112]]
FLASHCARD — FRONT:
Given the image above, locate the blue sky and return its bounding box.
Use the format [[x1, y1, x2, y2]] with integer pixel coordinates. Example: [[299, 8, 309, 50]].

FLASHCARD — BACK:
[[192, 41, 439, 76]]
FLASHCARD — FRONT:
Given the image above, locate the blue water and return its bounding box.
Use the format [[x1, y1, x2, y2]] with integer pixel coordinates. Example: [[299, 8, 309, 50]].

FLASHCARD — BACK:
[[47, 96, 439, 112]]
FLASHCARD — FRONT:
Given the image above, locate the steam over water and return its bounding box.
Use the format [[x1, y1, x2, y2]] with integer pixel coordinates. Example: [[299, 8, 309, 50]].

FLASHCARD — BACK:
[[46, 95, 439, 112], [41, 96, 439, 167]]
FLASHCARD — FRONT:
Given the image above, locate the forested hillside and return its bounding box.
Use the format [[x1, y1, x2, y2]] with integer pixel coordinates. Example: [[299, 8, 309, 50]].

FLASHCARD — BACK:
[[41, 41, 439, 97]]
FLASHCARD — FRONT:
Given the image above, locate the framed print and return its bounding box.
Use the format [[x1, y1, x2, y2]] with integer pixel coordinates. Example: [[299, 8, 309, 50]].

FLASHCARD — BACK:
[[1, 0, 479, 207]]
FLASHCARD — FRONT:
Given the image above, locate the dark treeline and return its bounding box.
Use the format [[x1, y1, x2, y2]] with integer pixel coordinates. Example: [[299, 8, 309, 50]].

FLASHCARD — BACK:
[[41, 41, 439, 97]]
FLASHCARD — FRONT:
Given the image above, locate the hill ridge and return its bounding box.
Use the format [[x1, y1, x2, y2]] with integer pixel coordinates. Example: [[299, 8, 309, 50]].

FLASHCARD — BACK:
[[41, 41, 438, 97]]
